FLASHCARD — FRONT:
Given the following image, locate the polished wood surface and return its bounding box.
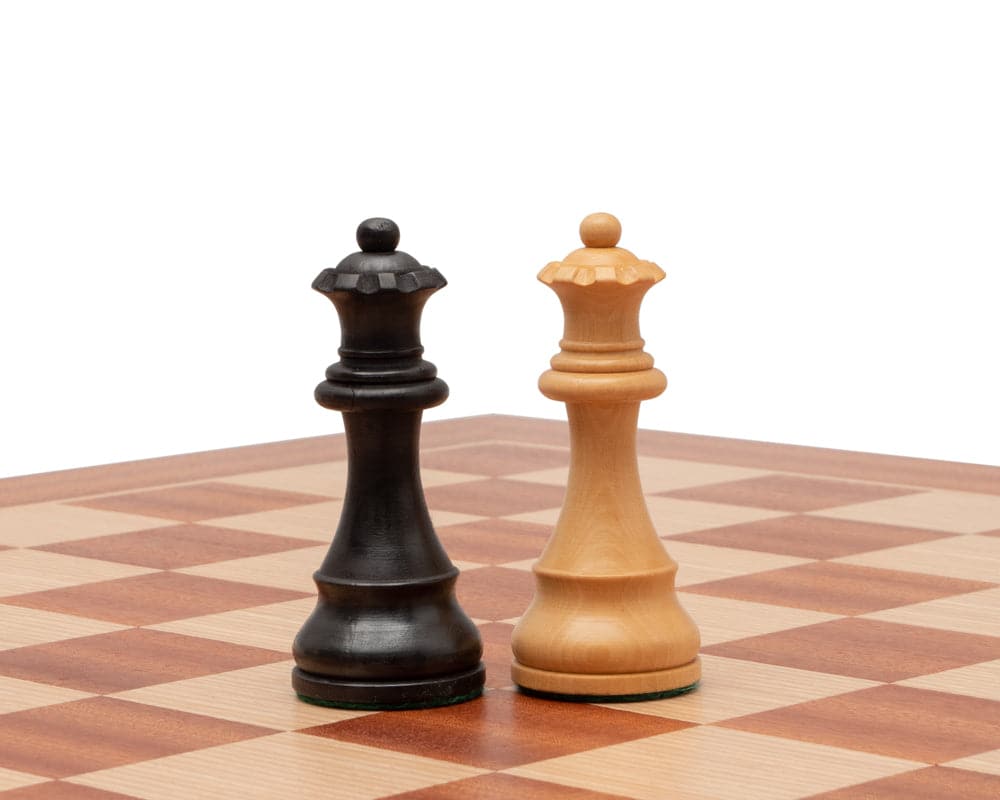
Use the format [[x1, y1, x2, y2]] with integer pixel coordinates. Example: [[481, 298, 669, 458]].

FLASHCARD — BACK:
[[292, 217, 484, 709], [1, 417, 1000, 798], [512, 214, 701, 697]]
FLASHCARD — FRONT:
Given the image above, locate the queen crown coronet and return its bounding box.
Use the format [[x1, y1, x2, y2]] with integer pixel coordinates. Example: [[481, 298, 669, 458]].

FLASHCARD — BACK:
[[537, 212, 665, 287], [313, 217, 448, 296]]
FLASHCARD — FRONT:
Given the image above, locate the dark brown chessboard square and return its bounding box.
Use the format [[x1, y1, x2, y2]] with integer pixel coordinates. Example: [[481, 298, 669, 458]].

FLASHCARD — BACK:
[[1, 570, 310, 626], [0, 696, 274, 778], [803, 766, 1000, 800], [0, 628, 287, 693], [683, 561, 994, 615], [669, 514, 955, 559], [456, 566, 535, 621], [722, 684, 1000, 763], [478, 622, 515, 689], [35, 524, 320, 569], [420, 442, 569, 477], [0, 783, 141, 799], [423, 479, 565, 517], [387, 773, 633, 799], [437, 519, 551, 564], [704, 617, 1000, 681], [659, 474, 920, 512], [71, 481, 329, 523], [303, 689, 692, 770]]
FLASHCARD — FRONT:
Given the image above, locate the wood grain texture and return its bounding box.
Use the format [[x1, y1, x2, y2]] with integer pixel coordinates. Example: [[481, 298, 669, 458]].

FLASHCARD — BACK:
[[0, 628, 287, 693], [704, 617, 1000, 681], [721, 684, 1000, 762], [0, 696, 273, 778], [304, 689, 691, 770], [387, 773, 633, 799], [73, 482, 328, 523], [512, 214, 700, 696], [636, 427, 1000, 495], [3, 418, 1000, 798], [420, 441, 572, 477], [436, 519, 552, 564], [804, 765, 1000, 800], [0, 782, 144, 799], [670, 514, 954, 559], [36, 524, 320, 569], [0, 436, 348, 508], [508, 726, 919, 800], [422, 479, 565, 517], [684, 561, 994, 615], [291, 218, 484, 709], [3, 571, 309, 626], [662, 474, 920, 512], [5, 413, 999, 508], [67, 732, 486, 800], [110, 661, 366, 731]]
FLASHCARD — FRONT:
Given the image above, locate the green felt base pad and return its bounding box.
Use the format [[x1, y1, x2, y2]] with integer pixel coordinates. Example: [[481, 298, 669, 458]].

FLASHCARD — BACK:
[[516, 680, 700, 704]]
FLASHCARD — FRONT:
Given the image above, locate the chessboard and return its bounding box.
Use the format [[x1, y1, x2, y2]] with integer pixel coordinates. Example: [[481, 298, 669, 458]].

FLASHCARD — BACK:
[[2, 414, 1000, 799]]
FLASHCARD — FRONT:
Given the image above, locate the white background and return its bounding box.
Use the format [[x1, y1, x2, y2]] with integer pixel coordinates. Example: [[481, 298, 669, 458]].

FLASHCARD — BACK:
[[2, 1, 998, 478]]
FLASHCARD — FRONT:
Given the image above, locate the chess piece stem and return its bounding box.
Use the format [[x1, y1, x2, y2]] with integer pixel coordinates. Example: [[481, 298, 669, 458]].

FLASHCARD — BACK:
[[511, 213, 701, 700]]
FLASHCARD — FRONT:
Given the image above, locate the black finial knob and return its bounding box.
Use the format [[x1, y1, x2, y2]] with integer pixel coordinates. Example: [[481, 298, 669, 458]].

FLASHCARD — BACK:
[[357, 217, 400, 253]]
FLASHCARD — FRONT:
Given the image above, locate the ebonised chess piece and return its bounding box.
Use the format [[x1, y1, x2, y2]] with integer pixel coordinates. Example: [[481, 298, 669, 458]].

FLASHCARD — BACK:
[[511, 212, 702, 701], [292, 217, 485, 710]]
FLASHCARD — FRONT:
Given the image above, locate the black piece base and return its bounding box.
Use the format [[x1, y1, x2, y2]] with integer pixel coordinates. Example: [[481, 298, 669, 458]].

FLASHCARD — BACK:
[[515, 680, 700, 704], [292, 663, 486, 711]]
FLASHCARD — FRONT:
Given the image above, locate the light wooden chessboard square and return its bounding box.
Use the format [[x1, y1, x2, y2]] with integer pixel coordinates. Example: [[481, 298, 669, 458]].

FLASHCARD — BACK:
[[2, 415, 1000, 799]]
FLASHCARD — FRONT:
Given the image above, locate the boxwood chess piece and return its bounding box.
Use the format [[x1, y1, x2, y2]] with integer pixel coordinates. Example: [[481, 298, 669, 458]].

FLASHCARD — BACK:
[[511, 212, 702, 701], [292, 217, 485, 710]]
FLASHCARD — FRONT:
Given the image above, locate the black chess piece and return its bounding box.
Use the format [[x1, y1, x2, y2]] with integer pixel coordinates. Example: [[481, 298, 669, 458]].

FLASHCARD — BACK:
[[292, 218, 485, 710]]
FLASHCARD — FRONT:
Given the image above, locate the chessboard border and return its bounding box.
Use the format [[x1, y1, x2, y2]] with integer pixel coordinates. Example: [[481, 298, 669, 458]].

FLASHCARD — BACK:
[[3, 414, 999, 508]]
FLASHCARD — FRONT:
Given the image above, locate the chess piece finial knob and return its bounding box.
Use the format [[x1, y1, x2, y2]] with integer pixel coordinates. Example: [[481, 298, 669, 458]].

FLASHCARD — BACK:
[[512, 212, 701, 701], [356, 217, 401, 253], [579, 212, 621, 248]]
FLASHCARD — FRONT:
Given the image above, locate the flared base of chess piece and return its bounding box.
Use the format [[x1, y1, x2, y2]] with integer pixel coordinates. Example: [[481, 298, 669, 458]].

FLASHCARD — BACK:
[[511, 657, 701, 703], [292, 567, 486, 711], [510, 561, 702, 702], [292, 664, 485, 711]]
